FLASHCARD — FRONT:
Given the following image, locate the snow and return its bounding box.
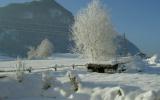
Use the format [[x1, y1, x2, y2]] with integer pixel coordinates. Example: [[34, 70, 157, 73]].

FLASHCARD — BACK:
[[124, 56, 146, 73], [0, 53, 160, 100], [0, 55, 15, 61]]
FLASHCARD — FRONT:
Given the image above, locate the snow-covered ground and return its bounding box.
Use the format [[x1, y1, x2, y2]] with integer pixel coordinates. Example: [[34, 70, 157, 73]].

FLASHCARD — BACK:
[[0, 53, 160, 100]]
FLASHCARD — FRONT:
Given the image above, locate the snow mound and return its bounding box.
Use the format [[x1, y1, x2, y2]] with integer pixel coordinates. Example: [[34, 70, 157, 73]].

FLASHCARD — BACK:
[[0, 73, 43, 99], [125, 56, 146, 73], [91, 87, 125, 100], [1, 71, 160, 100], [73, 86, 160, 100], [135, 90, 157, 100]]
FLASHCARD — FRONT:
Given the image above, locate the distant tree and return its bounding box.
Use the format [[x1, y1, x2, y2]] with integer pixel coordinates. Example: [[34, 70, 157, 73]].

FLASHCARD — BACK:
[[71, 0, 118, 62], [36, 38, 54, 58], [27, 46, 37, 59], [27, 38, 54, 59]]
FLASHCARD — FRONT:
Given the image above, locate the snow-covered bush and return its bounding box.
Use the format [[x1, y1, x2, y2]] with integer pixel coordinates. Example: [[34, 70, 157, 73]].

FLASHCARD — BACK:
[[69, 93, 90, 100], [42, 71, 61, 90], [147, 54, 160, 65], [27, 38, 54, 59], [42, 71, 52, 90], [71, 0, 117, 62], [27, 46, 37, 59], [57, 71, 81, 97], [15, 59, 25, 82], [67, 71, 81, 92], [36, 38, 54, 58], [42, 87, 66, 99]]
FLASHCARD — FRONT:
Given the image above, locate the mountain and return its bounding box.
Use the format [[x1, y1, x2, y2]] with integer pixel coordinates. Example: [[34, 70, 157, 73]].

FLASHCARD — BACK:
[[116, 35, 140, 56], [0, 0, 73, 57], [0, 0, 140, 57]]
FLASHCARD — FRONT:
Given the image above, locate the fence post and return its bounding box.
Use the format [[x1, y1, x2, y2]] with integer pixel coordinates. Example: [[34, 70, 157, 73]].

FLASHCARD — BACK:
[[27, 67, 32, 73], [55, 67, 57, 71], [72, 64, 75, 70], [54, 64, 58, 71]]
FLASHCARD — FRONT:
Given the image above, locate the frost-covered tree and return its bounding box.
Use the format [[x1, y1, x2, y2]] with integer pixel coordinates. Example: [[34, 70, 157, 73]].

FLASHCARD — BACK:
[[27, 46, 37, 59], [71, 0, 118, 62], [27, 38, 54, 59], [36, 38, 54, 58]]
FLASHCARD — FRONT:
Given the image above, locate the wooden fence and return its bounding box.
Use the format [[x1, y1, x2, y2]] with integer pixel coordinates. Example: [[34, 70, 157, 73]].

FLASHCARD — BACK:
[[0, 64, 86, 73]]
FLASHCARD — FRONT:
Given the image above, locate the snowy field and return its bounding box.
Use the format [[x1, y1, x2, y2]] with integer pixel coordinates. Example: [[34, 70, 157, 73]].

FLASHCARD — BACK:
[[0, 53, 160, 100]]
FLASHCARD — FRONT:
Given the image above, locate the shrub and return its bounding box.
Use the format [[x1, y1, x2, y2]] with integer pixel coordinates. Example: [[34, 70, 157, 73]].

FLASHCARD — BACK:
[[67, 71, 80, 92]]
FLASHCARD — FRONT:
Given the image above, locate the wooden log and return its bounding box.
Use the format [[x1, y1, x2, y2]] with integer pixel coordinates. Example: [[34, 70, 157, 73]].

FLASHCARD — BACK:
[[0, 75, 7, 79], [86, 63, 119, 73]]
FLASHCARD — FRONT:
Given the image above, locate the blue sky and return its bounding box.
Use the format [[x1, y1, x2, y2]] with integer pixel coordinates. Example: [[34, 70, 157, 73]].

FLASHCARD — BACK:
[[0, 0, 159, 55]]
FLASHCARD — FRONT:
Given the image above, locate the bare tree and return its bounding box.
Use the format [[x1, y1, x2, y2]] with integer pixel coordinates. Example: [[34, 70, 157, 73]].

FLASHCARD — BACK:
[[71, 0, 118, 62]]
